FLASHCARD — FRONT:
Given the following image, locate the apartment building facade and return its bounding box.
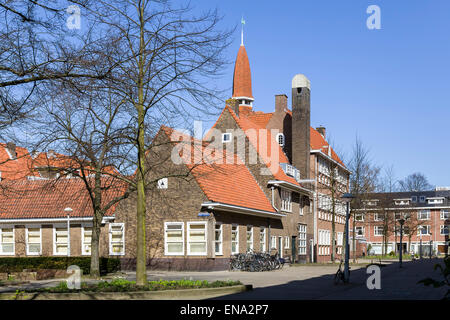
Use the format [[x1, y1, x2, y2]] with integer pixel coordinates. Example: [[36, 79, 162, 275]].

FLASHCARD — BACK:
[[351, 190, 450, 256]]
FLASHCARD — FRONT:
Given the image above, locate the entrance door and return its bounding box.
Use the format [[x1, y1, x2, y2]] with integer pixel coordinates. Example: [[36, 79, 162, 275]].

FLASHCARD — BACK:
[[291, 236, 297, 263], [396, 243, 407, 253]]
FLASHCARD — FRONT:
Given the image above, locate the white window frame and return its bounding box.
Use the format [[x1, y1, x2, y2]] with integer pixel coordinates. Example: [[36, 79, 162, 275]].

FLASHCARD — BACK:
[[81, 225, 93, 256], [53, 224, 69, 256], [26, 225, 42, 256], [355, 226, 365, 237], [109, 223, 125, 256], [187, 221, 207, 256], [281, 189, 292, 212], [259, 227, 266, 252], [157, 178, 168, 189], [284, 236, 290, 249], [246, 225, 253, 252], [222, 132, 232, 143], [374, 226, 384, 236], [354, 213, 364, 222], [164, 222, 184, 256], [418, 225, 430, 235], [271, 236, 277, 249], [231, 225, 239, 254], [0, 226, 15, 255], [298, 224, 307, 255], [214, 223, 223, 256], [418, 210, 431, 221], [374, 213, 384, 221], [441, 210, 449, 220], [276, 133, 285, 147], [440, 225, 449, 235]]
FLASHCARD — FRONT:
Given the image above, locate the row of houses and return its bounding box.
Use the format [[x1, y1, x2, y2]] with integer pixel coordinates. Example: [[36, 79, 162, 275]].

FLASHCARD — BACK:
[[0, 38, 352, 269], [5, 34, 446, 269], [351, 190, 450, 256]]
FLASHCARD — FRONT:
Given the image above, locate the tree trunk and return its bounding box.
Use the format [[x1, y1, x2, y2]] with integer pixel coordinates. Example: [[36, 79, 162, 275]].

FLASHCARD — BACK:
[[352, 218, 357, 262], [331, 203, 336, 262], [135, 2, 147, 287], [90, 174, 103, 278], [90, 211, 101, 278]]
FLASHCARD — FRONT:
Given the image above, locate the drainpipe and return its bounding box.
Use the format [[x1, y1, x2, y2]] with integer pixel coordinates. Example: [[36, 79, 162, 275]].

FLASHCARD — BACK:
[[271, 186, 278, 212]]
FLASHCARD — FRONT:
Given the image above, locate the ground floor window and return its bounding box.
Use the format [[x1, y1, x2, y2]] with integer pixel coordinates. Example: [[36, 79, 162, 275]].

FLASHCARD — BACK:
[[164, 222, 184, 255], [82, 226, 92, 255], [298, 224, 307, 255], [0, 227, 14, 255], [231, 225, 239, 254], [215, 223, 223, 255], [271, 236, 277, 250], [246, 226, 253, 252], [187, 222, 207, 255], [440, 225, 449, 235], [260, 228, 266, 252], [284, 236, 290, 249], [54, 227, 68, 255], [109, 223, 125, 255], [26, 227, 41, 255]]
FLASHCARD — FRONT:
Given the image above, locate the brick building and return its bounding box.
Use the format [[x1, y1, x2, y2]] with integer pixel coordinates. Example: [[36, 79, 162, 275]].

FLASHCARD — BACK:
[[0, 37, 349, 269], [351, 189, 450, 257]]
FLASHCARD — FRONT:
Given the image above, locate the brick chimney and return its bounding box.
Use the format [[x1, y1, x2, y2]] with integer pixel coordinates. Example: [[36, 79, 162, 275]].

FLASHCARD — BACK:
[[275, 94, 287, 113], [316, 126, 326, 139], [6, 142, 17, 159], [291, 74, 311, 179], [226, 98, 240, 117]]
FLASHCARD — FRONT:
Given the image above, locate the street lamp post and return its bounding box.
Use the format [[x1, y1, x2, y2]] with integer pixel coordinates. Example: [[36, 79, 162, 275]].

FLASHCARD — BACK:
[[398, 218, 405, 268], [64, 207, 73, 257], [341, 193, 354, 283]]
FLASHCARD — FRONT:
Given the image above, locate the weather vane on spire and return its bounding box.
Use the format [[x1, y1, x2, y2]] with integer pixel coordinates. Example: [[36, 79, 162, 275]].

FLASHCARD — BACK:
[[241, 16, 245, 46]]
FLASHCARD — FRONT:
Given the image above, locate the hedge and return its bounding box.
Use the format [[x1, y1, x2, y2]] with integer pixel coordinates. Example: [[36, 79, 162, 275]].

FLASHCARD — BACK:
[[0, 257, 121, 275]]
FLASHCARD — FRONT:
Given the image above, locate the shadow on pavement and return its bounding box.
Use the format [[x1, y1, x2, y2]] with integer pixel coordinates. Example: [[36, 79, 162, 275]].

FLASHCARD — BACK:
[[210, 259, 447, 300]]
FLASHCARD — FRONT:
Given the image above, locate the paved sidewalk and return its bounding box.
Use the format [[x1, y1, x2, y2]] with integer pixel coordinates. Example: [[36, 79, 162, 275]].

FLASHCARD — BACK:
[[0, 259, 446, 299]]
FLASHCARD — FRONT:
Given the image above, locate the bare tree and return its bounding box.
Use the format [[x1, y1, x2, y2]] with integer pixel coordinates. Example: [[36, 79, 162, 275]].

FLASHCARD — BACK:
[[317, 158, 346, 262], [0, 0, 112, 134], [347, 136, 380, 261], [398, 172, 433, 192], [24, 0, 232, 284]]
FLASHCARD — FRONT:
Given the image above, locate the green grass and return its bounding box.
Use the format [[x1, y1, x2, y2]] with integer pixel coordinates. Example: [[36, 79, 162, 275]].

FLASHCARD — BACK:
[[364, 254, 416, 260], [28, 278, 242, 293]]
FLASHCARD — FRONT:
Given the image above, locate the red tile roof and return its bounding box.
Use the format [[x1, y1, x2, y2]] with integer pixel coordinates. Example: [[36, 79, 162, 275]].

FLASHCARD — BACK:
[[232, 45, 253, 99], [310, 127, 345, 166], [161, 126, 275, 213], [0, 144, 35, 181], [0, 178, 126, 220], [224, 105, 300, 185]]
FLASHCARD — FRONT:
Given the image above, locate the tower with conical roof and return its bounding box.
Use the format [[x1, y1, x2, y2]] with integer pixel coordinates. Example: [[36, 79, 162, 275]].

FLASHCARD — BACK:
[[232, 17, 254, 109]]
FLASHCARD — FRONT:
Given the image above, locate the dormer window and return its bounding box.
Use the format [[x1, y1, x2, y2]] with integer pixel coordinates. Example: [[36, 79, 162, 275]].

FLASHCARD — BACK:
[[222, 133, 232, 143], [419, 196, 426, 203], [411, 196, 417, 203], [394, 199, 410, 206], [276, 133, 285, 147]]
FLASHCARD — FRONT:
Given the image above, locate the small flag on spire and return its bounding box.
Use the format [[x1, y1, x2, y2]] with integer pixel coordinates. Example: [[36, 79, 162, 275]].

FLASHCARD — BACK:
[[241, 16, 245, 46]]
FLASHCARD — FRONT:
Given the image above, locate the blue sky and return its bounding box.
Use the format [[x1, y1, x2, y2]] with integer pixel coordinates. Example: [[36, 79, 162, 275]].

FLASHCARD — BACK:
[[193, 0, 450, 187]]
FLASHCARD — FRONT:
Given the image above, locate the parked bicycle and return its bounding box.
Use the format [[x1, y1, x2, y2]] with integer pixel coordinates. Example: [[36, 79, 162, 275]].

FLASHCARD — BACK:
[[334, 260, 350, 284], [229, 250, 285, 272]]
